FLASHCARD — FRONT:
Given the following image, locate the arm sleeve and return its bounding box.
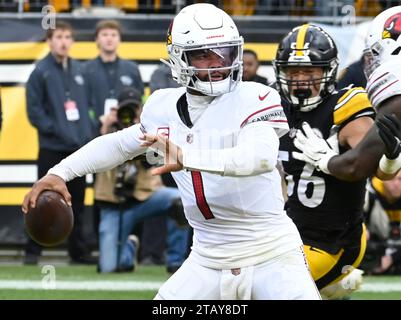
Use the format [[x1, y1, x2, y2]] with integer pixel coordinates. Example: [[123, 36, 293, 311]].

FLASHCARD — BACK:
[[367, 64, 401, 109], [182, 121, 279, 176], [26, 69, 55, 135], [48, 123, 146, 181]]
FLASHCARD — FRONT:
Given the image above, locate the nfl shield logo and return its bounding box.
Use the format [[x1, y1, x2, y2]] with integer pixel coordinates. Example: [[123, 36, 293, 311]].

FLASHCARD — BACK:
[[186, 133, 193, 144]]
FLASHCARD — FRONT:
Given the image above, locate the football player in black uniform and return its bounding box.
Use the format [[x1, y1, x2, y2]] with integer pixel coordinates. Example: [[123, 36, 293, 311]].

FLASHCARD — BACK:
[[275, 24, 375, 299], [292, 7, 401, 181]]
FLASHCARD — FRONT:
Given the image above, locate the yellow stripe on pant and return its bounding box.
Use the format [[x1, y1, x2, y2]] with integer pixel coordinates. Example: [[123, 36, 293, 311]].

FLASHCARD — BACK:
[[303, 224, 367, 289]]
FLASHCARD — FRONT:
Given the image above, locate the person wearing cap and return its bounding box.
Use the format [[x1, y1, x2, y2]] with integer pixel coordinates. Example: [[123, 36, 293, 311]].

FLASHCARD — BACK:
[[94, 87, 183, 273], [84, 19, 144, 137]]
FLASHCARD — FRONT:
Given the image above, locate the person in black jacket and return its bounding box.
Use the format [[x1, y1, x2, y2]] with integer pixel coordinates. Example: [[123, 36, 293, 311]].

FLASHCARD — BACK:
[[84, 20, 144, 136], [25, 21, 96, 265], [242, 49, 269, 85]]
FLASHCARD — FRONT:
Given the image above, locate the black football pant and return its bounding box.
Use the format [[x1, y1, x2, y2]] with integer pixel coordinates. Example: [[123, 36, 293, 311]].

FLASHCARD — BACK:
[[25, 148, 90, 261]]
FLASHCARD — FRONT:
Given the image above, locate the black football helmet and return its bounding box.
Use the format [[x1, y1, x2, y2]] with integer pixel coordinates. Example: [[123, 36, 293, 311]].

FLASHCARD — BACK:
[[273, 24, 339, 111]]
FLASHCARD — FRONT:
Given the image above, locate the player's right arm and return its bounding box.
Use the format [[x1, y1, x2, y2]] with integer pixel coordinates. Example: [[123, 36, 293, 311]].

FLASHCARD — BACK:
[[327, 94, 401, 180], [374, 102, 401, 180], [294, 65, 401, 181], [22, 124, 147, 213], [21, 90, 167, 213]]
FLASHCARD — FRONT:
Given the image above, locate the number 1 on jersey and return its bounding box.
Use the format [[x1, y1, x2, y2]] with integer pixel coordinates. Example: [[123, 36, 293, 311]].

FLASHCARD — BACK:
[[191, 171, 215, 219]]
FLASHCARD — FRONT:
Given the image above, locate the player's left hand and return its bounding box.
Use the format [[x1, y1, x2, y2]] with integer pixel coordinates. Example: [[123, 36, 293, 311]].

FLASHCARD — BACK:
[[376, 114, 401, 160], [140, 133, 183, 175], [292, 122, 338, 174]]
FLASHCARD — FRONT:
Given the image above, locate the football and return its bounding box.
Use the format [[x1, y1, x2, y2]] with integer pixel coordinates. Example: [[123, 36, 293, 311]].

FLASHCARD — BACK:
[[24, 190, 74, 247]]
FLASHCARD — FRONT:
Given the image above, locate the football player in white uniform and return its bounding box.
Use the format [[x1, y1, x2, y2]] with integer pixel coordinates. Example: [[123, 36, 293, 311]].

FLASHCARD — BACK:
[[292, 6, 401, 181], [21, 4, 320, 300]]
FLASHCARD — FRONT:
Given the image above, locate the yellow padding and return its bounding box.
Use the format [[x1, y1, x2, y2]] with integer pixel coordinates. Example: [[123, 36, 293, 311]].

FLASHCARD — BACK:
[[333, 90, 372, 125], [371, 176, 385, 196], [304, 224, 367, 286], [0, 187, 94, 206], [0, 87, 38, 160], [0, 42, 278, 61], [337, 87, 364, 104], [304, 245, 344, 281]]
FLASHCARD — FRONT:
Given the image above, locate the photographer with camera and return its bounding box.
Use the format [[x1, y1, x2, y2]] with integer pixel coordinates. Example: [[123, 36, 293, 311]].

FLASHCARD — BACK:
[[94, 88, 188, 273], [364, 172, 401, 275]]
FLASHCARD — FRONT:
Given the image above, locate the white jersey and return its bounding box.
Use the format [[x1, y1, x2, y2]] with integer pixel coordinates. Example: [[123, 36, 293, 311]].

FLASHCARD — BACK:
[[141, 82, 302, 269], [366, 61, 401, 109]]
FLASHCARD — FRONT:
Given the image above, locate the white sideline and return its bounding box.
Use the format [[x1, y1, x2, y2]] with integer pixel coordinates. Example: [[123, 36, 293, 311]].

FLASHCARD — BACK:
[[0, 280, 164, 291], [0, 280, 400, 292]]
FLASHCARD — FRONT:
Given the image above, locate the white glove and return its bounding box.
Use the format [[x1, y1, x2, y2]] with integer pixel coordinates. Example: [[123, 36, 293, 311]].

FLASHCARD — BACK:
[[292, 122, 338, 174]]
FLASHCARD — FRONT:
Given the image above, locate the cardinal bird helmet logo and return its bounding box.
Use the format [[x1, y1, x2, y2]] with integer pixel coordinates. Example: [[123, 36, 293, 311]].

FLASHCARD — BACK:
[[382, 13, 401, 41]]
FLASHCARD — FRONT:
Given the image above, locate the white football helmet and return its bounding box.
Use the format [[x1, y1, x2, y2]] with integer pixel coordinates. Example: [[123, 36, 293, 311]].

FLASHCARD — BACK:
[[163, 3, 243, 96], [363, 6, 401, 78]]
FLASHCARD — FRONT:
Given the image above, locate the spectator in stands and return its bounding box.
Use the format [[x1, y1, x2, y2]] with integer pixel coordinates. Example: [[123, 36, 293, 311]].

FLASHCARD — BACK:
[[25, 21, 95, 265], [255, 0, 294, 15], [95, 87, 185, 273], [365, 173, 401, 275], [84, 19, 144, 137], [380, 0, 401, 10], [223, 0, 256, 15], [242, 49, 269, 85], [140, 64, 190, 273]]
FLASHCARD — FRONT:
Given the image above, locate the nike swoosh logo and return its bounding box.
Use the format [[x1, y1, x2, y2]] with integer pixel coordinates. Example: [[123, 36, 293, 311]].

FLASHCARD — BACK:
[[259, 92, 270, 101]]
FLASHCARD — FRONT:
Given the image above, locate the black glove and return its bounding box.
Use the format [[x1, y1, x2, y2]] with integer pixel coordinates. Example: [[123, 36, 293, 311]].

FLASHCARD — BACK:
[[376, 114, 401, 160]]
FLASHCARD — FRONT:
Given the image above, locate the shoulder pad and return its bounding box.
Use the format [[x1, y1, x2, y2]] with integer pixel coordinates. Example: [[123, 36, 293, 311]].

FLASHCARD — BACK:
[[333, 87, 373, 125], [238, 83, 288, 137], [367, 63, 401, 109]]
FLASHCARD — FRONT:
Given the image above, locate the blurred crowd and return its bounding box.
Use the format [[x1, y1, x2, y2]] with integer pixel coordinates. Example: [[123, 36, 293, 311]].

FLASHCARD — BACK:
[[1, 0, 401, 16]]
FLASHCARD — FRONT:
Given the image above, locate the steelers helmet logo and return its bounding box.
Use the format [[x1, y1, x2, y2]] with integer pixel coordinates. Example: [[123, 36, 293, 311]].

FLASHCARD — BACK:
[[382, 12, 401, 41]]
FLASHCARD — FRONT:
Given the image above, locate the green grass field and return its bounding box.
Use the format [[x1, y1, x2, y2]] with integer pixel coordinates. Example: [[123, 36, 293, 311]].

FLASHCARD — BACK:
[[0, 265, 400, 300]]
